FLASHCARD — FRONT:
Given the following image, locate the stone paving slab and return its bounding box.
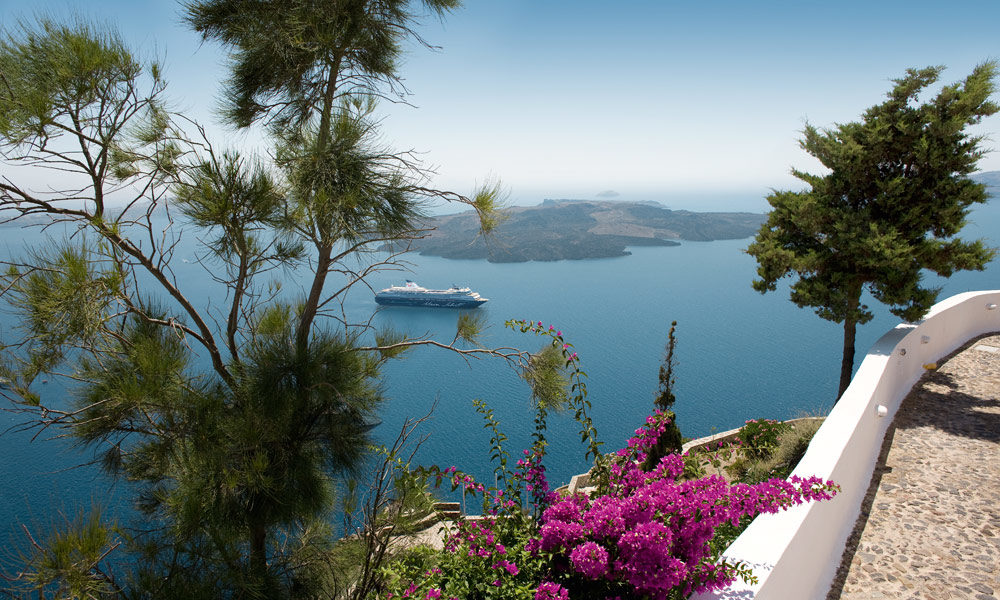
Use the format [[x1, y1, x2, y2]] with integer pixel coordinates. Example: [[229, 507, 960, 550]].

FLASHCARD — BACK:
[[827, 334, 1000, 600]]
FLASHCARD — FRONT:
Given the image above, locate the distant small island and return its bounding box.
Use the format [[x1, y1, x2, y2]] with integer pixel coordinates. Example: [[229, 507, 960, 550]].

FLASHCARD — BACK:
[[406, 199, 767, 263]]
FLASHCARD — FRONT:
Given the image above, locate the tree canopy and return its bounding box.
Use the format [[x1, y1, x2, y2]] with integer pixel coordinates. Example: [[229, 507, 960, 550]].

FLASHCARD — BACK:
[[747, 63, 997, 399]]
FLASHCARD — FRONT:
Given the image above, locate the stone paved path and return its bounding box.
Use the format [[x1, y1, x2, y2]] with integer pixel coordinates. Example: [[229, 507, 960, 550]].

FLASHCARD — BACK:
[[827, 334, 1000, 600]]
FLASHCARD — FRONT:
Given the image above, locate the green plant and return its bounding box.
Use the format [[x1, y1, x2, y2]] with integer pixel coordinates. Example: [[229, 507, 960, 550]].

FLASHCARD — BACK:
[[736, 418, 789, 460], [681, 451, 706, 479], [644, 321, 683, 470], [736, 419, 823, 484]]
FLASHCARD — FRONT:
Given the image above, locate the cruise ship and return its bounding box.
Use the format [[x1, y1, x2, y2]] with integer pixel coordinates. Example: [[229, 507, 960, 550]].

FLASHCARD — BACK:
[[374, 281, 488, 308]]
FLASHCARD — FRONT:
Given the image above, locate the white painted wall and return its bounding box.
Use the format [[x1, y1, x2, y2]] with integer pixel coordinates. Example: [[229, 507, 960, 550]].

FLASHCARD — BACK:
[[691, 290, 1000, 600]]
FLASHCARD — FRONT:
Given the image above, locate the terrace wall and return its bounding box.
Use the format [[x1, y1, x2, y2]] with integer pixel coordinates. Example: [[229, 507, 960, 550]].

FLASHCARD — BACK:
[[692, 290, 1000, 600]]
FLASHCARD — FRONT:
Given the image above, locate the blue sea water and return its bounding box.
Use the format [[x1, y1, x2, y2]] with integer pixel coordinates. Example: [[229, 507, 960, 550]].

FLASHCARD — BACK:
[[0, 200, 998, 565]]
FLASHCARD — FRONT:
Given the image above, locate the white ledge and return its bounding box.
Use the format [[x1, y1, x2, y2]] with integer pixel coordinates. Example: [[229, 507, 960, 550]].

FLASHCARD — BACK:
[[691, 290, 1000, 600]]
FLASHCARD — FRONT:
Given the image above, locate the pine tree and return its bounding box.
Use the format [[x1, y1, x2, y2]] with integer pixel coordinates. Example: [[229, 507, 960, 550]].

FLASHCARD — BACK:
[[747, 64, 997, 400], [0, 6, 508, 597]]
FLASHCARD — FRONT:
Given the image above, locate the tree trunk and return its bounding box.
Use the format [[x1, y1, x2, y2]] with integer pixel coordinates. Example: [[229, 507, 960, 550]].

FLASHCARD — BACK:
[[294, 60, 340, 354], [296, 243, 332, 353], [250, 524, 267, 577], [837, 315, 858, 401]]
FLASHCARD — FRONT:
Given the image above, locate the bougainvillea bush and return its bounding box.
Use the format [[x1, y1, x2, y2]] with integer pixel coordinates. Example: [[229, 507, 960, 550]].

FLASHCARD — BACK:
[[379, 322, 838, 600], [532, 411, 837, 600]]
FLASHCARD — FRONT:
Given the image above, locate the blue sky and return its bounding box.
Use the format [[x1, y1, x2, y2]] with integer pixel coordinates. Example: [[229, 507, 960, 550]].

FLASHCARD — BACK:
[[4, 0, 1000, 211]]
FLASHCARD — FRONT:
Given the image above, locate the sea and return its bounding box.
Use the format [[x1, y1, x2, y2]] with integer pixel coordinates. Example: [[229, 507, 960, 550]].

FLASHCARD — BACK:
[[0, 197, 998, 567]]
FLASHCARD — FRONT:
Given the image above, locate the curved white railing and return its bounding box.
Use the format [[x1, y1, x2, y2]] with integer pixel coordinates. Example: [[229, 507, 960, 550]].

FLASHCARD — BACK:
[[692, 290, 1000, 600]]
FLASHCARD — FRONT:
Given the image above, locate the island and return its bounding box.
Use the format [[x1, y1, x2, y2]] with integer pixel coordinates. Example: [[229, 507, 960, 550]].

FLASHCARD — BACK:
[[404, 199, 767, 263]]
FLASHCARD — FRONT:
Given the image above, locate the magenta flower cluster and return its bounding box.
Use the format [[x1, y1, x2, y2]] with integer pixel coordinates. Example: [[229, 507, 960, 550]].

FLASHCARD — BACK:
[[442, 465, 486, 495], [619, 409, 673, 458], [535, 581, 570, 600], [569, 541, 610, 579], [535, 411, 839, 599], [518, 447, 555, 511], [443, 518, 506, 559]]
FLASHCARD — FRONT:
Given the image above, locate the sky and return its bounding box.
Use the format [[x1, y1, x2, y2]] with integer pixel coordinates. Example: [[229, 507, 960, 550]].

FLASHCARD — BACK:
[[3, 0, 1000, 212]]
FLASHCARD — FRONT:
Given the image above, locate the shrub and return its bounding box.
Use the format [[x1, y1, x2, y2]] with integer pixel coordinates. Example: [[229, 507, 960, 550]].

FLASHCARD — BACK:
[[535, 412, 837, 600], [736, 418, 823, 484], [736, 419, 789, 460]]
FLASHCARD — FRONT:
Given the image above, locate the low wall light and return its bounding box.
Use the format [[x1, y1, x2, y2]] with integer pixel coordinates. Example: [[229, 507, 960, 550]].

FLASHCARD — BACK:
[[876, 405, 888, 418], [987, 303, 998, 311], [899, 348, 906, 356]]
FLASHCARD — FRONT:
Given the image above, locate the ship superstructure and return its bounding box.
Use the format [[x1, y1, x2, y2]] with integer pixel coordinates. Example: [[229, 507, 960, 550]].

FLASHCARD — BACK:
[[374, 281, 488, 308]]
